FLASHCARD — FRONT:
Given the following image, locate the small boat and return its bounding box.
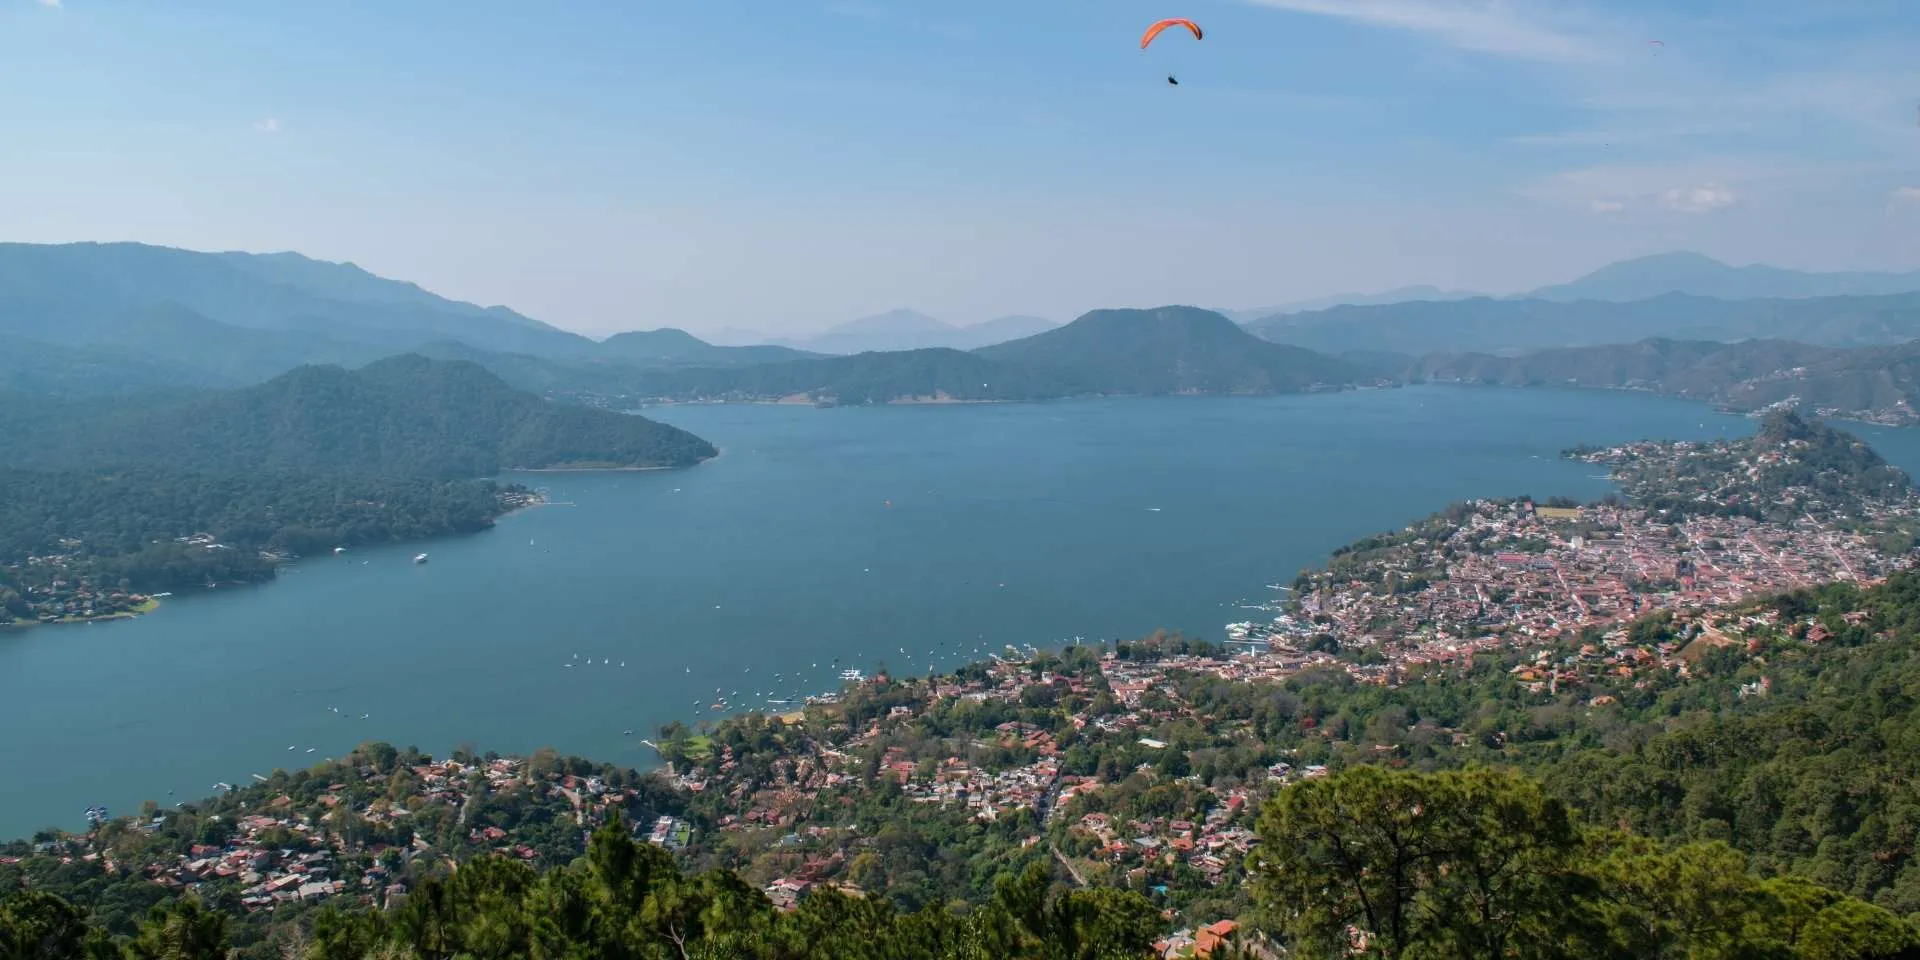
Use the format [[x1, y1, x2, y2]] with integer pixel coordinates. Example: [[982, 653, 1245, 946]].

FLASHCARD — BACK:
[[305, 748, 316, 754], [413, 553, 429, 565], [333, 547, 346, 555]]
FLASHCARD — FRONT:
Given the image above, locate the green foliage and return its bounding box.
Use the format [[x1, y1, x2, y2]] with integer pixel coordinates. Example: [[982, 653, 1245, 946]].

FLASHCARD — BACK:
[[1251, 768, 1920, 960], [1252, 767, 1591, 959], [0, 890, 115, 960], [124, 897, 228, 960], [1, 821, 1164, 959]]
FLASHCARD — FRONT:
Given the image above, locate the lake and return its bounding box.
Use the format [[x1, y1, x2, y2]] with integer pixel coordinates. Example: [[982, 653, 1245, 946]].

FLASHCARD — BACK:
[[10, 386, 1920, 837]]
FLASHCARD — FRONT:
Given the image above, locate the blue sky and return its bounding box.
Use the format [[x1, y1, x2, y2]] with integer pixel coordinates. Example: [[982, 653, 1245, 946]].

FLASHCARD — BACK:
[[4, 0, 1920, 337]]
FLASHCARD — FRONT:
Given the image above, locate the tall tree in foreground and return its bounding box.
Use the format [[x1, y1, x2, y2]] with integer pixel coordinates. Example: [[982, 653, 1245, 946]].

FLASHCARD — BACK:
[[1249, 766, 1591, 959], [1250, 767, 1920, 960]]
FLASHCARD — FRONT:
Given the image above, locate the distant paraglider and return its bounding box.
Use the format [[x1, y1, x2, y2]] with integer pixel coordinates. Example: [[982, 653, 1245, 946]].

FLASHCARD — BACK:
[[1647, 39, 1665, 54], [1142, 18, 1201, 88]]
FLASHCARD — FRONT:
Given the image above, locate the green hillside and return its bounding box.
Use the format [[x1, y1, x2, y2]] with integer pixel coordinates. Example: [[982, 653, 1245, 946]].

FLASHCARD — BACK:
[[0, 354, 716, 478]]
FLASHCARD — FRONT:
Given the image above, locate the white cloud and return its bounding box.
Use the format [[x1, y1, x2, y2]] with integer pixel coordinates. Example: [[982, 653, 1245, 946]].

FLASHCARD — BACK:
[[1245, 0, 1604, 62], [1588, 199, 1624, 214], [35, 0, 62, 8], [1890, 186, 1920, 207], [1660, 183, 1736, 213], [253, 118, 281, 134], [1520, 159, 1802, 215]]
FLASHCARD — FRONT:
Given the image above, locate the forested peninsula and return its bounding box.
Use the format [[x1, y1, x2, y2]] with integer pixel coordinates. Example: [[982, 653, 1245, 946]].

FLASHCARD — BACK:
[[0, 356, 714, 625]]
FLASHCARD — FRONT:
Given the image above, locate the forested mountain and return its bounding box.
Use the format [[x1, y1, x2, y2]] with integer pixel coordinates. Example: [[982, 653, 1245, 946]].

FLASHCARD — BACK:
[[0, 355, 716, 478], [976, 306, 1357, 395], [1248, 291, 1920, 356], [1528, 251, 1920, 302]]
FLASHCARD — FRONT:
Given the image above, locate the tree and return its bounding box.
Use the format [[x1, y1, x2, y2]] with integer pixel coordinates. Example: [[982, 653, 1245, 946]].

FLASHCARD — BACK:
[[0, 890, 114, 960], [124, 897, 229, 960], [1251, 767, 1594, 959]]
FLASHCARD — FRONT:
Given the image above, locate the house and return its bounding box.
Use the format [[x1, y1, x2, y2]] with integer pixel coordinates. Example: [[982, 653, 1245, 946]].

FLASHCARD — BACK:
[[1192, 920, 1239, 957]]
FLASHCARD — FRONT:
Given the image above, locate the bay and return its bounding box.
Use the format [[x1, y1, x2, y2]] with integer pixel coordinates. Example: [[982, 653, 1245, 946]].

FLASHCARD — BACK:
[[9, 386, 1920, 838]]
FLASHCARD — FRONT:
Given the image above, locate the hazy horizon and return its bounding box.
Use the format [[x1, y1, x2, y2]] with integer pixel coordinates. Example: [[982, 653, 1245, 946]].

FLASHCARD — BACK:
[[7, 1, 1920, 338]]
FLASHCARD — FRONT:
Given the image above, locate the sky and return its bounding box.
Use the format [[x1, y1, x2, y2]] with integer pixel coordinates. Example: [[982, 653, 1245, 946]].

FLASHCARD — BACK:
[[4, 0, 1920, 338]]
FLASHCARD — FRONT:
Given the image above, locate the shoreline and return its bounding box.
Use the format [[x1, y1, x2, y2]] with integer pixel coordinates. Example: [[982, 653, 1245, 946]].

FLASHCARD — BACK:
[[2, 596, 162, 631], [13, 490, 552, 629], [510, 463, 680, 473]]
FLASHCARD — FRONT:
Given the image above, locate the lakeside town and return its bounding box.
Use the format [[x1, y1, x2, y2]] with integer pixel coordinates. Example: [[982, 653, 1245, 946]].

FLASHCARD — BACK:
[[9, 410, 1918, 959]]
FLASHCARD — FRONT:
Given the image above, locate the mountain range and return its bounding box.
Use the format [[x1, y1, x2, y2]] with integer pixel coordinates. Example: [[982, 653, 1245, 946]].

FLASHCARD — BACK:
[[1246, 291, 1920, 357], [1216, 252, 1920, 323], [15, 241, 1920, 414], [1526, 251, 1920, 303], [634, 307, 1358, 403]]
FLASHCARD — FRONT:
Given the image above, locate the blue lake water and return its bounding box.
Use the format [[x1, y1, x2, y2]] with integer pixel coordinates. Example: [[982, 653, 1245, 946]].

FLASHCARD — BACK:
[[10, 386, 1920, 837]]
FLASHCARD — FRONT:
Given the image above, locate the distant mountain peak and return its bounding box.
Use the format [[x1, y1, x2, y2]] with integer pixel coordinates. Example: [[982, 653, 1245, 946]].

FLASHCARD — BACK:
[[1528, 251, 1920, 303], [829, 309, 956, 335], [973, 304, 1357, 395]]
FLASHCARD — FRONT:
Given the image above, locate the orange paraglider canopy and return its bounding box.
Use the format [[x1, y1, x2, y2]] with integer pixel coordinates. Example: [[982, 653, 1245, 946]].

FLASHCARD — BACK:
[[1141, 18, 1202, 50]]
